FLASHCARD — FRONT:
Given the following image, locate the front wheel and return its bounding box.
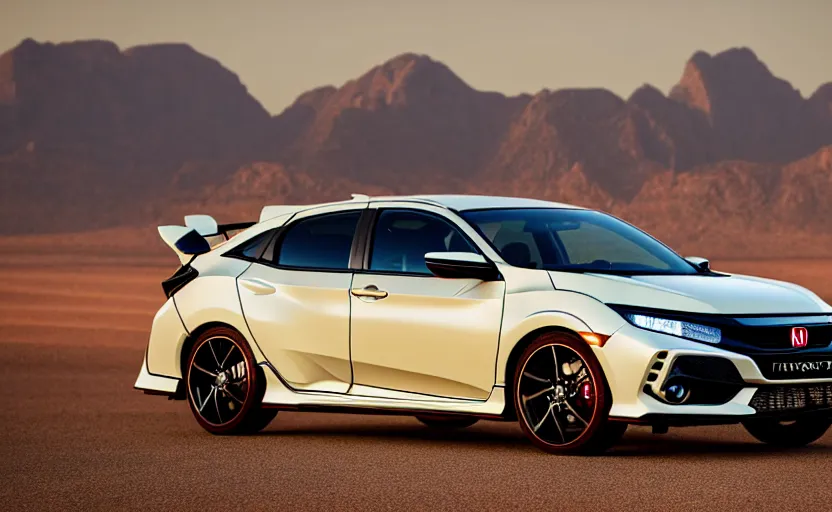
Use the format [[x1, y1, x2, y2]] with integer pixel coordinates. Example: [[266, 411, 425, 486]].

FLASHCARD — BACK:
[[742, 418, 831, 447], [513, 332, 619, 455], [185, 327, 277, 435]]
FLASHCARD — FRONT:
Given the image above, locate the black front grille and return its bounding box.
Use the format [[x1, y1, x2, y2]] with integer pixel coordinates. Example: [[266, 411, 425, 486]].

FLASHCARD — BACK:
[[750, 384, 832, 413], [723, 323, 832, 350]]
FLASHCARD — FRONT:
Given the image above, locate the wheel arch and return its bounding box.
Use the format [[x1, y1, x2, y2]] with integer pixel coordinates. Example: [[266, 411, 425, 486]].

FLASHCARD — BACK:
[[500, 325, 585, 419], [178, 321, 271, 405], [178, 321, 250, 380]]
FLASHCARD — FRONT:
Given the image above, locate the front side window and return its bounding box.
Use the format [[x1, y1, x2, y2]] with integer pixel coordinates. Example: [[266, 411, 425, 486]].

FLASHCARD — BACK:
[[369, 210, 477, 275], [462, 208, 697, 275], [275, 211, 361, 270]]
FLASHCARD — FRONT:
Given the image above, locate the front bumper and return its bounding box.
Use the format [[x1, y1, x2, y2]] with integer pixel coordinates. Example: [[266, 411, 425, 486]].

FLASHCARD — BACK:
[[595, 324, 832, 423]]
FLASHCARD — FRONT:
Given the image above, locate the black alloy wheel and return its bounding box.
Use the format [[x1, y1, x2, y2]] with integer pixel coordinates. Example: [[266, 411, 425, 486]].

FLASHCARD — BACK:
[[513, 332, 623, 454], [186, 327, 277, 435]]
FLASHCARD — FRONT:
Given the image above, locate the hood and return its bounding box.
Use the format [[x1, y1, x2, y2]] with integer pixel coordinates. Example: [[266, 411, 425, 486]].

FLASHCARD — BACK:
[[548, 271, 832, 315]]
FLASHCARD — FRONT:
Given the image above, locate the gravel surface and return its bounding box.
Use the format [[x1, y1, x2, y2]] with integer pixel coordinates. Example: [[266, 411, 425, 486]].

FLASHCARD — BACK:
[[2, 341, 831, 512]]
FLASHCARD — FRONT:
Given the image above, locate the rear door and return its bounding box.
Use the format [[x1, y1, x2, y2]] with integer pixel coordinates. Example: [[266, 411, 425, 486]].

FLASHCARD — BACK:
[[349, 205, 506, 400], [237, 205, 365, 394]]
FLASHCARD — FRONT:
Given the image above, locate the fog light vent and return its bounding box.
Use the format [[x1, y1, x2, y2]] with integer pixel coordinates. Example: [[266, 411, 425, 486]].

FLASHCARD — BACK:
[[645, 352, 668, 385]]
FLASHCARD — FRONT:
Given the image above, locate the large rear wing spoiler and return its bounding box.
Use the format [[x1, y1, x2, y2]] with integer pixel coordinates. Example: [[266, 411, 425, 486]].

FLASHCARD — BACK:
[[158, 215, 255, 264], [182, 215, 256, 241], [214, 222, 257, 237], [158, 203, 314, 264]]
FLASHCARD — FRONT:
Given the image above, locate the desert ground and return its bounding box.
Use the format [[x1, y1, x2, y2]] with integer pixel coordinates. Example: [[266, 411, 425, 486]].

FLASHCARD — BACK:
[[1, 233, 832, 511]]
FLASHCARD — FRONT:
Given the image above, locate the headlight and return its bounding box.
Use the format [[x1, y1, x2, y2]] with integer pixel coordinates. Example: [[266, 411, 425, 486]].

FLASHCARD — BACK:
[[627, 314, 722, 344]]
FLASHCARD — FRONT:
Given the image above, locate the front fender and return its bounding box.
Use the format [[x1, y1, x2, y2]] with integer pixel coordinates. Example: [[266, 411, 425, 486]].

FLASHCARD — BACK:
[[496, 290, 626, 385]]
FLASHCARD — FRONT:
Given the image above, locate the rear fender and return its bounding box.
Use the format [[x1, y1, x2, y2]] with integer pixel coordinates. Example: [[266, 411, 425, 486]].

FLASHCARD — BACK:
[[144, 297, 189, 379], [173, 257, 268, 365]]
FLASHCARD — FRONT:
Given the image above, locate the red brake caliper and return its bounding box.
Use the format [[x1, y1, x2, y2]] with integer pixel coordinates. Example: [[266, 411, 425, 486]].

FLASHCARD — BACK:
[[576, 381, 595, 408]]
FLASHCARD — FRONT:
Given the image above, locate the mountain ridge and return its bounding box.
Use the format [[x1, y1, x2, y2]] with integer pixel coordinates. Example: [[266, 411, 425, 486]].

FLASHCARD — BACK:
[[1, 39, 831, 258]]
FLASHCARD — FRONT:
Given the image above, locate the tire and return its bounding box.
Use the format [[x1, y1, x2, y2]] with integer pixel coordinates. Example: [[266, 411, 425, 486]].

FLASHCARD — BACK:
[[416, 415, 479, 429], [742, 417, 831, 447], [512, 331, 617, 455], [185, 327, 276, 435]]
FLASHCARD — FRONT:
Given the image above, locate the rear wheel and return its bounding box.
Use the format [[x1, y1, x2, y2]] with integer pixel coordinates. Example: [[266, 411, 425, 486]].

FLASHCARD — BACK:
[[185, 327, 277, 435], [742, 418, 831, 447], [513, 332, 619, 455], [416, 416, 479, 429]]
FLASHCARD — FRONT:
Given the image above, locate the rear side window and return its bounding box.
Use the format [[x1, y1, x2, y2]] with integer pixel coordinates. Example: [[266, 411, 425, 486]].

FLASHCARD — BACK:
[[276, 211, 361, 270]]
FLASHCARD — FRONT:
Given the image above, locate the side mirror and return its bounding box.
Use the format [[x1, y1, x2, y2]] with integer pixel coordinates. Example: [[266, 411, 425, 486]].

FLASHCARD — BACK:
[[424, 252, 500, 281], [685, 256, 710, 272]]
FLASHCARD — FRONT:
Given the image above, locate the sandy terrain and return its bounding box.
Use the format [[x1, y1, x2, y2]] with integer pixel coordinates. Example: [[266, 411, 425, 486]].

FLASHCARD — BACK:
[[1, 242, 832, 510]]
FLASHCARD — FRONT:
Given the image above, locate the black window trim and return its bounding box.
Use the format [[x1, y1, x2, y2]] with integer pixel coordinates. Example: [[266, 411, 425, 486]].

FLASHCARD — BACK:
[[357, 207, 486, 278], [351, 208, 376, 270]]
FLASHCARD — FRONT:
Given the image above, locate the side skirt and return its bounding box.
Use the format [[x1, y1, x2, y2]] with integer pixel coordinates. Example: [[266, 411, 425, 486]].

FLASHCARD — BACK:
[[259, 363, 508, 419], [262, 403, 507, 421]]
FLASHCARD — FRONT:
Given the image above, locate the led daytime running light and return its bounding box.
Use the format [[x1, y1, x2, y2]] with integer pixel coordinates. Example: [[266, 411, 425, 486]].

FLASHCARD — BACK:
[[627, 314, 721, 344]]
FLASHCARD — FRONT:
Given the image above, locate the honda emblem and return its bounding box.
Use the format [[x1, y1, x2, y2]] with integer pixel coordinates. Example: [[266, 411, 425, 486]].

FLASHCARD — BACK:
[[791, 327, 808, 348]]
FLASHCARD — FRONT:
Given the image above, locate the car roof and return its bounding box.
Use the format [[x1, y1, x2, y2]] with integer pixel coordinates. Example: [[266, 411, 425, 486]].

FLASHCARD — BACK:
[[258, 194, 582, 223], [369, 194, 581, 212]]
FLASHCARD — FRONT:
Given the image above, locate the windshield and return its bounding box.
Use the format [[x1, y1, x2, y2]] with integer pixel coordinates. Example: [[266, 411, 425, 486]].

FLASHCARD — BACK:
[[461, 208, 698, 275]]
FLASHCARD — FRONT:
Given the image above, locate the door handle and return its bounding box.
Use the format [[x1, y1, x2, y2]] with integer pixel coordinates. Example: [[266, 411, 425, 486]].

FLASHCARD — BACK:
[[350, 285, 388, 299], [239, 278, 276, 295]]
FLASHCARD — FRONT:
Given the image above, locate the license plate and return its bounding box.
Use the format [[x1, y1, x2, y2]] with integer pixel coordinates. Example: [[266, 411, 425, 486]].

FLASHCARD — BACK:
[[771, 360, 832, 378]]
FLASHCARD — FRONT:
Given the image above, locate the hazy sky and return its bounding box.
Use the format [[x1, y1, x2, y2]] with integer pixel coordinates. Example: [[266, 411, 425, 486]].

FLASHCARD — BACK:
[[2, 0, 830, 114]]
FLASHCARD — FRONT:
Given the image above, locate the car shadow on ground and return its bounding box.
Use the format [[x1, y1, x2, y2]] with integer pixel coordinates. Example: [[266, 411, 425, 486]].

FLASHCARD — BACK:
[[257, 419, 830, 458], [260, 421, 528, 450], [611, 431, 830, 458]]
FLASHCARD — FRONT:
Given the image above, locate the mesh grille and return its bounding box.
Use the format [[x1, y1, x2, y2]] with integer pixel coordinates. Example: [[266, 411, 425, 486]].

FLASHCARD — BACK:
[[750, 384, 832, 413]]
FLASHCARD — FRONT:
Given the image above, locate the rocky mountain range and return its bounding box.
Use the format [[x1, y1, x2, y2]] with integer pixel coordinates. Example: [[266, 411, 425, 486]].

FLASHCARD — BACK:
[[1, 39, 831, 258]]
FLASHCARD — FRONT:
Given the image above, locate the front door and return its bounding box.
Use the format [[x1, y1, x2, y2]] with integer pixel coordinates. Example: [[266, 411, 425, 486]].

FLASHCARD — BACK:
[[349, 208, 505, 400], [238, 208, 363, 394]]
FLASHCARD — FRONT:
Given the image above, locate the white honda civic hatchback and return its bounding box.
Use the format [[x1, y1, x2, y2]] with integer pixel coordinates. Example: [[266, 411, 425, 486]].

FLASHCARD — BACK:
[[136, 194, 832, 454]]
